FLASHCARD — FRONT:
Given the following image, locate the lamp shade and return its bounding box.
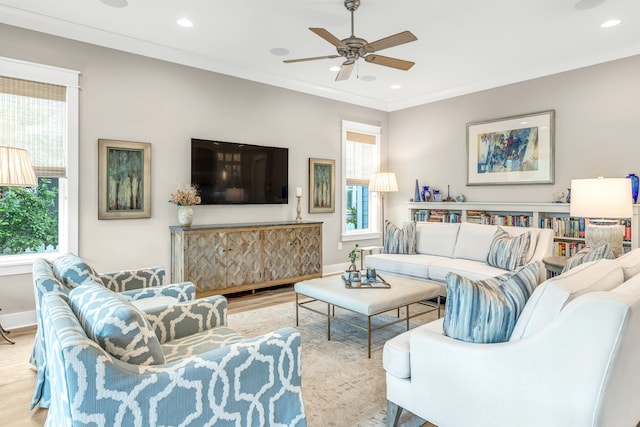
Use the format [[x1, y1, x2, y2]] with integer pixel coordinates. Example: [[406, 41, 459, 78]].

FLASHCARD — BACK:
[[0, 147, 38, 187], [369, 172, 398, 193], [570, 178, 632, 219]]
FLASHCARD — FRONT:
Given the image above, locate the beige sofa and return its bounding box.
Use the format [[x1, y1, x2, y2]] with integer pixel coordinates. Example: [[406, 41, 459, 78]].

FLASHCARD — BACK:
[[365, 221, 555, 295]]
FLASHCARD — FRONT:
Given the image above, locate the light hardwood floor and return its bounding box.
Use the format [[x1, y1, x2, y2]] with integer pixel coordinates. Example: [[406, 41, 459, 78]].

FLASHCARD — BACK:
[[0, 285, 297, 427]]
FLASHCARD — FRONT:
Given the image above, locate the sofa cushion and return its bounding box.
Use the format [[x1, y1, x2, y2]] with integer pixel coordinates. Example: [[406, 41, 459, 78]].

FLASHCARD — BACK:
[[427, 258, 510, 283], [486, 227, 531, 271], [562, 243, 614, 273], [616, 249, 640, 280], [443, 262, 539, 343], [68, 282, 165, 365], [510, 259, 624, 341], [415, 222, 460, 257], [162, 326, 246, 363], [452, 222, 498, 262], [53, 253, 104, 289], [383, 221, 416, 254], [365, 253, 444, 279], [383, 318, 444, 379]]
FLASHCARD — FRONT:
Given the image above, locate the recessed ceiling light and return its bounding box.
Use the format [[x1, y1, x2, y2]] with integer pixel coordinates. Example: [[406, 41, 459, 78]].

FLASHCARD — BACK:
[[329, 66, 341, 72], [390, 84, 402, 90], [270, 48, 290, 56], [360, 75, 376, 82], [100, 0, 128, 7], [574, 0, 605, 10], [177, 18, 194, 28], [520, 121, 528, 125], [601, 19, 621, 28]]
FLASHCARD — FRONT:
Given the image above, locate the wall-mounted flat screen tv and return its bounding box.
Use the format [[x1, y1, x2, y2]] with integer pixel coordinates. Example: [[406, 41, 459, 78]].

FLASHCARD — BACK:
[[191, 138, 288, 205]]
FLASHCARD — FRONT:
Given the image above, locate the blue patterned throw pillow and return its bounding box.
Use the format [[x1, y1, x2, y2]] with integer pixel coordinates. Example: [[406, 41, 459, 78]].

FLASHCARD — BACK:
[[562, 243, 614, 273], [443, 262, 540, 343], [486, 227, 531, 271], [68, 282, 165, 365], [53, 253, 104, 289], [383, 221, 416, 254]]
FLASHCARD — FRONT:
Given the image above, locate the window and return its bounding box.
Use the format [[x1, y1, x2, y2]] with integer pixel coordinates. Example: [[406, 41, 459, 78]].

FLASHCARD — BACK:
[[341, 120, 380, 240], [0, 57, 79, 275]]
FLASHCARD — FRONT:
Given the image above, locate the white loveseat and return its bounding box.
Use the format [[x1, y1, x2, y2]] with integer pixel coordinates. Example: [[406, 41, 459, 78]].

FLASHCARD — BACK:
[[365, 221, 555, 294], [384, 249, 640, 427]]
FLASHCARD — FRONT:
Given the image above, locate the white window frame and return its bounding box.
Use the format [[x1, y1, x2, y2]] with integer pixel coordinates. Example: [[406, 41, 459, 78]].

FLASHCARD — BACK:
[[0, 57, 79, 276], [341, 120, 381, 241]]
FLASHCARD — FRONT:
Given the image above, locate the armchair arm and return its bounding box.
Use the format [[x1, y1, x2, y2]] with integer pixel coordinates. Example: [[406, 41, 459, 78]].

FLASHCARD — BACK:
[[407, 295, 629, 427], [99, 266, 165, 292], [120, 281, 195, 303], [144, 295, 228, 343]]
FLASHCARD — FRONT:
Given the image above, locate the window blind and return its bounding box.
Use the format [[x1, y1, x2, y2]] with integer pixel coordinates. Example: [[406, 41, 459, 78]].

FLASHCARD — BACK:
[[0, 76, 67, 177]]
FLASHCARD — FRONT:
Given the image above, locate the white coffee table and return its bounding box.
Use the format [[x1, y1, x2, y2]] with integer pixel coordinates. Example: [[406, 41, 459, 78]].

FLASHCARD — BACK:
[[294, 274, 442, 357]]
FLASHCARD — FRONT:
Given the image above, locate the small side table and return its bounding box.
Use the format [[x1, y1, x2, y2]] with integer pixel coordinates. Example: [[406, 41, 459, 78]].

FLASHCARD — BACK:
[[542, 256, 567, 279], [358, 246, 379, 270]]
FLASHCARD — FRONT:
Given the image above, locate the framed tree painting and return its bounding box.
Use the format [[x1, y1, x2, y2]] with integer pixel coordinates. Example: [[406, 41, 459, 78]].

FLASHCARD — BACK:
[[309, 158, 335, 213], [98, 139, 151, 219], [467, 110, 555, 185]]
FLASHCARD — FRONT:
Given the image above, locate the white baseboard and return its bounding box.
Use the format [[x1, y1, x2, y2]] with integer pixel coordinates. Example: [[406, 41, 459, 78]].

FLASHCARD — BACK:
[[0, 310, 36, 330]]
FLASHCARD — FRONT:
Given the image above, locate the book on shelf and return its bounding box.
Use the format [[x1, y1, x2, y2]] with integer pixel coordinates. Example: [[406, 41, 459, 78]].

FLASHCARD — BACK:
[[555, 241, 586, 257]]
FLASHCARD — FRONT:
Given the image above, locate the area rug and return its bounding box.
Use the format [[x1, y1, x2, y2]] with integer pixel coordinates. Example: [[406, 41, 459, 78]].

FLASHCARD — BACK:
[[227, 300, 439, 427]]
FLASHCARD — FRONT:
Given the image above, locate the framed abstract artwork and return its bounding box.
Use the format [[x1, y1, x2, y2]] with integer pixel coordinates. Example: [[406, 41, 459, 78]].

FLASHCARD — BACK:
[[98, 139, 151, 219], [467, 110, 555, 185], [309, 158, 335, 213]]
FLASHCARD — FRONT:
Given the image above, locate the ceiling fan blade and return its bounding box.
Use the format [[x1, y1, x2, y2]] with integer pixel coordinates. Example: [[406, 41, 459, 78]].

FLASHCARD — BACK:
[[364, 54, 415, 71], [283, 55, 340, 63], [366, 31, 417, 53], [335, 61, 355, 81], [309, 28, 345, 47]]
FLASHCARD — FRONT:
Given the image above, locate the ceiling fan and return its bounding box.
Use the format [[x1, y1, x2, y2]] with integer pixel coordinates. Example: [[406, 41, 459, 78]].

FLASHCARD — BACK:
[[284, 0, 417, 81]]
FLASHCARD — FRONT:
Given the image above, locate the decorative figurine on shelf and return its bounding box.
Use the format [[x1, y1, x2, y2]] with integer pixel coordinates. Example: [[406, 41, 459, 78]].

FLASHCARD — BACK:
[[552, 191, 565, 203], [444, 185, 455, 202], [455, 194, 465, 202], [566, 188, 571, 204], [414, 179, 421, 202], [420, 186, 431, 202], [432, 189, 442, 202]]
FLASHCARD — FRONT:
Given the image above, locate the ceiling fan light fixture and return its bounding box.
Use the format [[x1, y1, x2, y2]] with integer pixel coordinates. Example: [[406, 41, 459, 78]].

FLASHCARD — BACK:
[[574, 0, 605, 10], [329, 66, 341, 72], [360, 75, 376, 82], [390, 84, 402, 89]]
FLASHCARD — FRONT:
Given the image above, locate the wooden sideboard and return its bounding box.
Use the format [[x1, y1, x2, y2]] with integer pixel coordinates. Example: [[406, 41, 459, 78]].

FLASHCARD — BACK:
[[170, 221, 323, 296]]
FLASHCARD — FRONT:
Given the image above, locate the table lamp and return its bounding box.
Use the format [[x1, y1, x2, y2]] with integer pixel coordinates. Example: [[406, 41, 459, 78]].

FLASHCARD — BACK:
[[369, 172, 398, 246], [569, 177, 632, 257]]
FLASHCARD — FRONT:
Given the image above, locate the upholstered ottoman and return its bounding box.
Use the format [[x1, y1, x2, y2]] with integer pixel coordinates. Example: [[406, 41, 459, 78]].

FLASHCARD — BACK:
[[295, 274, 441, 357]]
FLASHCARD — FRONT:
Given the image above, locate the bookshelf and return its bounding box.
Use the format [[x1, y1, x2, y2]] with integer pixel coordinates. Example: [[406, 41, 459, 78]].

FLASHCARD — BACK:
[[408, 202, 640, 255]]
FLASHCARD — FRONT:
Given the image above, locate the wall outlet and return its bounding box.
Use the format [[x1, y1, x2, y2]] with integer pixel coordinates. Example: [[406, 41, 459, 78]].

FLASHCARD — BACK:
[[338, 242, 343, 251]]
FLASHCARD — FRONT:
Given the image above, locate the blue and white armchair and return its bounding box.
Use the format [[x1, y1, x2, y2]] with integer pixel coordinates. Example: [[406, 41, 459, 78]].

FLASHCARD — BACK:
[[40, 283, 306, 426], [31, 253, 195, 409]]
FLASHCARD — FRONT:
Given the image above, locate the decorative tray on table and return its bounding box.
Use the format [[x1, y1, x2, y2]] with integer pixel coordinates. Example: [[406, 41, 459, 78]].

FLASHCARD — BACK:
[[342, 273, 391, 289]]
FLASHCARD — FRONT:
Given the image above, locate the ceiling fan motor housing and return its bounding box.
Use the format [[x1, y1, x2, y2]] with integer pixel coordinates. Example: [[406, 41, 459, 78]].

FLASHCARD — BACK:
[[344, 0, 360, 12]]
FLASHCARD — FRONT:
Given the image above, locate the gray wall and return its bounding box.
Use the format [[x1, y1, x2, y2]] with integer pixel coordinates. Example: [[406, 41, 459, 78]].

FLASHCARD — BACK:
[[385, 54, 640, 223], [1, 23, 639, 325], [0, 24, 388, 324]]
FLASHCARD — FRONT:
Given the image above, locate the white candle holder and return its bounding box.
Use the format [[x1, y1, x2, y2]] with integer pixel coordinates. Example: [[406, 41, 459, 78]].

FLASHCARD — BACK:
[[295, 195, 302, 222]]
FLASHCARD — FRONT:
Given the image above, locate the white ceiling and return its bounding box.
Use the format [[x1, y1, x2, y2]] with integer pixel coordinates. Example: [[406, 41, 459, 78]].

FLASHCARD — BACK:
[[1, 0, 639, 112]]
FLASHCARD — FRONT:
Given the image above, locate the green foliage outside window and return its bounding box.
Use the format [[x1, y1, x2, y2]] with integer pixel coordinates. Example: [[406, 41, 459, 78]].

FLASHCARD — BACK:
[[0, 179, 58, 255]]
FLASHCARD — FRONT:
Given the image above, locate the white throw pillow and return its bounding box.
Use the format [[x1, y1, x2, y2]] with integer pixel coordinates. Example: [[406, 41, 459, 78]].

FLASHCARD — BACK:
[[510, 259, 624, 341], [615, 249, 640, 281]]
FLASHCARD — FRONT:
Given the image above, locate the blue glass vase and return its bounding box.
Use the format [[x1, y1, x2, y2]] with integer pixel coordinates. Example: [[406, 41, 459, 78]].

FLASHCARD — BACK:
[[414, 179, 421, 202], [627, 173, 639, 204], [420, 186, 431, 202]]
